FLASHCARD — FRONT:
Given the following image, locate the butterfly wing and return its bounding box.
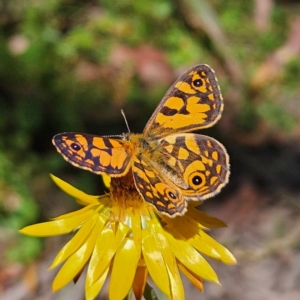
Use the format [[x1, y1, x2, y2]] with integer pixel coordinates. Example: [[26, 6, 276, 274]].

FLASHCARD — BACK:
[[157, 133, 230, 201], [132, 153, 187, 217], [144, 64, 223, 138], [52, 133, 133, 176]]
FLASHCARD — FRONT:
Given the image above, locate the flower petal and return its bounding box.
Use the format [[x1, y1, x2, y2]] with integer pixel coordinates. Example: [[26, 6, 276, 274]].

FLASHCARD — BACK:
[[77, 194, 109, 207], [186, 207, 227, 228], [163, 214, 208, 232], [178, 262, 204, 292], [142, 219, 186, 300], [86, 266, 110, 300], [165, 230, 219, 283], [86, 222, 130, 288], [149, 220, 184, 300], [19, 209, 94, 236], [165, 223, 221, 261], [86, 227, 113, 289], [50, 174, 99, 205], [49, 213, 108, 269], [109, 238, 139, 300], [132, 265, 148, 300], [165, 214, 236, 264], [131, 212, 142, 255], [199, 229, 236, 264], [51, 203, 98, 220], [52, 215, 103, 291], [142, 227, 171, 298]]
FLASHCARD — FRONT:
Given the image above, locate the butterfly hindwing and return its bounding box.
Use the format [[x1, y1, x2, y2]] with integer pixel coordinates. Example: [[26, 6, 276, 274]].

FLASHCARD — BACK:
[[157, 133, 230, 201], [52, 133, 133, 176], [132, 153, 187, 216]]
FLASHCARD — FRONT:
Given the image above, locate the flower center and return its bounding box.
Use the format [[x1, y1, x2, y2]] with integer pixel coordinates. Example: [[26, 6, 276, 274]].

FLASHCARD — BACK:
[[110, 169, 146, 217]]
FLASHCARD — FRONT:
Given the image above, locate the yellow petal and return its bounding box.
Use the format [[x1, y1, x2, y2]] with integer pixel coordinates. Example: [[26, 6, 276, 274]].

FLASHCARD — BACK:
[[149, 220, 184, 300], [19, 209, 94, 236], [165, 214, 236, 264], [86, 222, 130, 288], [49, 213, 107, 269], [186, 207, 227, 228], [142, 227, 174, 299], [86, 266, 110, 300], [52, 216, 102, 291], [50, 174, 99, 205], [165, 223, 221, 261], [132, 265, 148, 300], [131, 212, 142, 255], [165, 230, 219, 283], [163, 214, 208, 232], [199, 229, 237, 264], [109, 238, 139, 300], [51, 203, 98, 220], [178, 262, 204, 292], [86, 227, 113, 289], [77, 193, 110, 207]]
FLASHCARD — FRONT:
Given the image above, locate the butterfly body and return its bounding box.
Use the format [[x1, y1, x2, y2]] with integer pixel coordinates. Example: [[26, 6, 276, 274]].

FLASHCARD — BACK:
[[53, 65, 230, 217]]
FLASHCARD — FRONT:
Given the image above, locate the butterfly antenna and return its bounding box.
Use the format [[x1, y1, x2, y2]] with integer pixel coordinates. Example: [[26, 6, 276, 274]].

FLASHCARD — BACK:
[[121, 109, 131, 133]]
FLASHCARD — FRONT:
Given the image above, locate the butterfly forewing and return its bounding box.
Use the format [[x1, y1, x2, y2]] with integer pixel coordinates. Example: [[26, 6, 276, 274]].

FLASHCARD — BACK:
[[144, 64, 223, 139], [53, 133, 133, 176]]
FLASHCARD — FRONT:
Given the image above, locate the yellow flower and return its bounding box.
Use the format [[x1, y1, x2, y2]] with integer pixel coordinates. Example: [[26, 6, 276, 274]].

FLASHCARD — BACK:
[[20, 172, 236, 300]]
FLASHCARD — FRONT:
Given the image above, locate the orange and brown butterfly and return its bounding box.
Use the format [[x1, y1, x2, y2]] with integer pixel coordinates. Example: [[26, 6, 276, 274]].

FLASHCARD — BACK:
[[52, 64, 230, 217]]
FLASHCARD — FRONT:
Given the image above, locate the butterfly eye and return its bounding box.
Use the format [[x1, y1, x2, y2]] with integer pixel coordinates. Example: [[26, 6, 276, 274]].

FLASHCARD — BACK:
[[192, 175, 202, 186], [193, 79, 203, 87], [71, 143, 81, 151]]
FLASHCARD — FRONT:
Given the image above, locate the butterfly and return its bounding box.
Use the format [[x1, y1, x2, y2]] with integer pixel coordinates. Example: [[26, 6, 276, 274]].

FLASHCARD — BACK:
[[53, 64, 230, 217]]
